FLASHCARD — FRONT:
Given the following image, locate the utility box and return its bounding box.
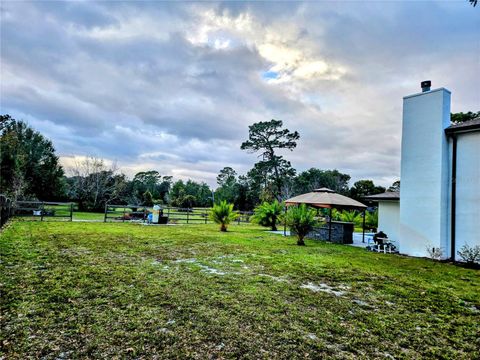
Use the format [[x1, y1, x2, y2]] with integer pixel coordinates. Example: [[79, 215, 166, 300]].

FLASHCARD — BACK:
[[151, 205, 160, 223]]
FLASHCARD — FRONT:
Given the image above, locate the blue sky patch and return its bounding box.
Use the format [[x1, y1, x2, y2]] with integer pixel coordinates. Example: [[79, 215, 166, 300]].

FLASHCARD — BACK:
[[262, 71, 279, 80]]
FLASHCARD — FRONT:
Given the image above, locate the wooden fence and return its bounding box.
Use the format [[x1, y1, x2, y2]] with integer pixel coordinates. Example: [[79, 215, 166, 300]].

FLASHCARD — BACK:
[[13, 201, 74, 221], [104, 204, 150, 223], [104, 204, 253, 224], [1, 199, 252, 225]]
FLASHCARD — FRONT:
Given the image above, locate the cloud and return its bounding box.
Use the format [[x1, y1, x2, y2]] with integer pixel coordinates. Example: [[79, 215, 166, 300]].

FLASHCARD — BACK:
[[1, 1, 478, 188]]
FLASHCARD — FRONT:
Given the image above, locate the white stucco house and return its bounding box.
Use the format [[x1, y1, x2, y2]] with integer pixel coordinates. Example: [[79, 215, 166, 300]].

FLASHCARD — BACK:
[[365, 82, 480, 260]]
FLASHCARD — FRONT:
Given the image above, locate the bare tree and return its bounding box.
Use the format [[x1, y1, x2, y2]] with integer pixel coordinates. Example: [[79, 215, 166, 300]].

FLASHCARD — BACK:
[[11, 169, 27, 202], [67, 157, 124, 211]]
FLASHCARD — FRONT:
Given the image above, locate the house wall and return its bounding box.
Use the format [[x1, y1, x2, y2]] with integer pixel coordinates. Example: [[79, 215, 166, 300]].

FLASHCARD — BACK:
[[445, 136, 453, 259], [378, 201, 400, 243], [454, 131, 480, 260], [399, 88, 451, 258]]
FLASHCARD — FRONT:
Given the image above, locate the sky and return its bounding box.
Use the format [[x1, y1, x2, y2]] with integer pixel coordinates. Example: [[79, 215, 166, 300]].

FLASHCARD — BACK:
[[1, 1, 479, 188]]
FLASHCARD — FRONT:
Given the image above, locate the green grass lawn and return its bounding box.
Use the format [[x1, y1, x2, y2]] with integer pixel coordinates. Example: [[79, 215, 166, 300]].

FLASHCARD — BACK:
[[1, 221, 478, 359], [72, 211, 105, 221]]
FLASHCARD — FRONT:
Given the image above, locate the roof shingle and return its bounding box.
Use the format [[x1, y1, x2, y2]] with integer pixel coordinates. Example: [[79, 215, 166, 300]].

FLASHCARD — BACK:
[[445, 117, 480, 135], [363, 191, 400, 201]]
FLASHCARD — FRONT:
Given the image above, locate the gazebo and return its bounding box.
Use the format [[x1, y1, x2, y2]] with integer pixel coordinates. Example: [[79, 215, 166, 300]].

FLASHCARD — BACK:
[[284, 188, 368, 242]]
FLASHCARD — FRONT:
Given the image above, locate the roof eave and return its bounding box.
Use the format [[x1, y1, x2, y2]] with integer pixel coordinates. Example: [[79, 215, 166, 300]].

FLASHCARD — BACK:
[[445, 121, 480, 136], [364, 197, 400, 202], [363, 191, 400, 201], [285, 201, 367, 210]]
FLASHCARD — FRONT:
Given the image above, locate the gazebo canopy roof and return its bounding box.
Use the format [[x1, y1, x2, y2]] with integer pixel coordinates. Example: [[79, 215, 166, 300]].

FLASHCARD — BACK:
[[285, 188, 367, 210]]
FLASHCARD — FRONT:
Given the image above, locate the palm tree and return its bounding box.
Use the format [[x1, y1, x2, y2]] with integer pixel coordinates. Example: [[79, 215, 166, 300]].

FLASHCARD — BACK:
[[285, 204, 316, 246], [251, 200, 283, 231], [339, 210, 362, 226], [365, 209, 378, 230], [330, 208, 341, 221], [209, 200, 238, 232]]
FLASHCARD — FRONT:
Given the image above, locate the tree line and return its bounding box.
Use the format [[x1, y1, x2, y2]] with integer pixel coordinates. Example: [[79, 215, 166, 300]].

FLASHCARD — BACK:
[[2, 113, 406, 211]]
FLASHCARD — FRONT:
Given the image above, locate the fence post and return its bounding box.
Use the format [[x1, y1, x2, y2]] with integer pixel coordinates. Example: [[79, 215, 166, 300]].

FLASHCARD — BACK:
[[238, 211, 241, 225], [362, 210, 366, 243], [123, 206, 126, 223], [70, 203, 73, 222], [205, 208, 207, 224], [40, 202, 44, 222], [186, 209, 189, 224], [8, 199, 12, 220], [104, 204, 108, 223], [0, 196, 3, 227]]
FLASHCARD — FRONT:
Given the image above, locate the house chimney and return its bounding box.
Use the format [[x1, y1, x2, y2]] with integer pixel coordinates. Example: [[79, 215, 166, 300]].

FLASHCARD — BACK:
[[400, 85, 451, 258], [421, 80, 431, 92]]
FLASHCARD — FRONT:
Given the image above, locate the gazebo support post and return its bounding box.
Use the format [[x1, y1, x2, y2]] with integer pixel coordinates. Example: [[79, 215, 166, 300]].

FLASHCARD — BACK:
[[283, 206, 287, 237], [362, 209, 366, 243], [328, 208, 332, 242]]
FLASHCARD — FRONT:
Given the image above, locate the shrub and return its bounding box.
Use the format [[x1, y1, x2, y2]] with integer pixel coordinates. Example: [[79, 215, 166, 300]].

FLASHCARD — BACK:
[[426, 246, 444, 261], [143, 190, 154, 207], [285, 204, 316, 246], [251, 200, 283, 231], [172, 194, 196, 209], [457, 244, 480, 264], [209, 200, 238, 232]]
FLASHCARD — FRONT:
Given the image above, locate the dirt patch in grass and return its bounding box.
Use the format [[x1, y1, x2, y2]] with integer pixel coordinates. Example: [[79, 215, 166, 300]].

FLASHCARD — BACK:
[[301, 282, 348, 297]]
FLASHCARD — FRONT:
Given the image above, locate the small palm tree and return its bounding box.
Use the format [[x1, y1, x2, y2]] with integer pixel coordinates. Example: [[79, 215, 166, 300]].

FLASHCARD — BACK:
[[251, 200, 283, 231], [285, 204, 316, 246], [340, 210, 361, 226], [365, 209, 378, 229], [331, 208, 341, 221], [209, 200, 238, 232]]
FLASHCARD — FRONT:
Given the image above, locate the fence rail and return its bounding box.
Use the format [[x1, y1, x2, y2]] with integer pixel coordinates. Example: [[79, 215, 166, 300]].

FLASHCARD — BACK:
[[104, 204, 252, 225], [104, 204, 149, 223], [13, 201, 73, 221], [2, 198, 252, 226]]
